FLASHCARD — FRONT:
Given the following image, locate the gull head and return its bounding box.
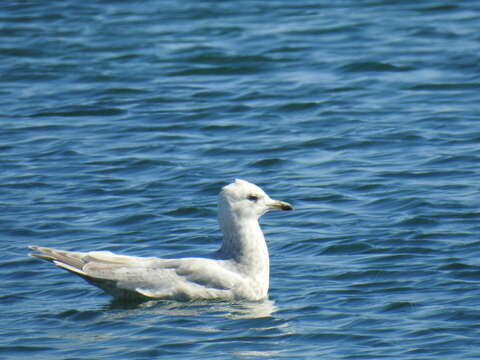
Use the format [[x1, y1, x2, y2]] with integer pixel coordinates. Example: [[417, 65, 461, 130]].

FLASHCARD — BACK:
[[219, 179, 293, 221]]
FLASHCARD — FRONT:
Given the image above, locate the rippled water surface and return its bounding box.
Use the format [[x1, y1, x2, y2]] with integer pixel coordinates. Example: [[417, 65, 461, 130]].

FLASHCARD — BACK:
[[1, 0, 480, 359]]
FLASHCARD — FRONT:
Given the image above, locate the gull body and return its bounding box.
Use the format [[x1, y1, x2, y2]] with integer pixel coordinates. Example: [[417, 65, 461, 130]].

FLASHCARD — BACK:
[[29, 179, 292, 301]]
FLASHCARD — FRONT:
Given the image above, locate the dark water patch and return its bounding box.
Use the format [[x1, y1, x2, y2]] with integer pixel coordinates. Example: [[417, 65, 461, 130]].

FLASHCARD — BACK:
[[406, 348, 463, 359], [1, 227, 39, 238], [381, 301, 417, 313], [98, 87, 149, 96], [8, 124, 73, 133], [450, 270, 480, 282], [0, 294, 28, 305], [422, 154, 479, 167], [351, 280, 416, 292], [192, 90, 233, 99], [184, 53, 272, 65], [169, 65, 265, 76], [409, 83, 480, 91], [328, 86, 363, 93], [141, 95, 193, 106], [439, 262, 476, 271], [0, 181, 53, 190], [394, 216, 439, 227], [339, 61, 413, 73], [279, 101, 320, 112], [430, 211, 480, 223], [413, 231, 475, 247], [392, 246, 439, 255], [416, 4, 459, 12], [378, 169, 475, 181], [277, 238, 324, 255], [105, 213, 157, 227], [321, 242, 372, 255], [352, 183, 387, 192], [89, 157, 169, 171], [166, 206, 204, 217], [355, 254, 412, 265], [290, 331, 378, 347], [334, 269, 404, 281], [267, 45, 312, 54], [290, 24, 365, 37], [4, 269, 40, 281], [446, 309, 480, 323], [1, 47, 45, 58], [30, 107, 126, 118], [0, 346, 54, 355], [299, 193, 357, 204], [125, 348, 185, 358], [331, 139, 388, 151], [250, 158, 287, 168], [380, 130, 426, 142], [202, 123, 245, 132], [56, 309, 103, 322], [0, 257, 36, 270]]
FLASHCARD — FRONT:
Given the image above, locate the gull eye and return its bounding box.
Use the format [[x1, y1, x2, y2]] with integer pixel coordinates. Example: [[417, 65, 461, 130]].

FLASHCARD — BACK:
[[247, 194, 259, 202]]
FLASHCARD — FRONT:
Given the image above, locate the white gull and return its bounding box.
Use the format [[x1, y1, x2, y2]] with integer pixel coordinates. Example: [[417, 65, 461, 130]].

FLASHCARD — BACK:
[[29, 179, 292, 301]]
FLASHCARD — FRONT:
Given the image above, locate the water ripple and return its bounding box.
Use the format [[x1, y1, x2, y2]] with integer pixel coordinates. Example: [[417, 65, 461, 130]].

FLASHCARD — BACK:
[[2, 0, 480, 359]]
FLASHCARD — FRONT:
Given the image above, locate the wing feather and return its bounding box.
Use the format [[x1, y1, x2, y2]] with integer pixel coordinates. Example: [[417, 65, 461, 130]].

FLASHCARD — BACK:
[[29, 245, 247, 300]]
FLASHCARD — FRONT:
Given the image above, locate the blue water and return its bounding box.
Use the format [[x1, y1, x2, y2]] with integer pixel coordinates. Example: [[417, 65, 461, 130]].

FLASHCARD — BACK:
[[1, 0, 480, 358]]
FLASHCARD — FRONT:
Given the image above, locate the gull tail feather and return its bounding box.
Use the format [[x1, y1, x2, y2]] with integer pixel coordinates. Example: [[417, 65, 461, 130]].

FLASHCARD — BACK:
[[28, 245, 149, 300], [29, 245, 86, 271]]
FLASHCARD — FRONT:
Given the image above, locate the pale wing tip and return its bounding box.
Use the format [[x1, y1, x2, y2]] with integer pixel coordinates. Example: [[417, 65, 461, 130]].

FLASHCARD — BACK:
[[28, 245, 47, 259], [28, 252, 55, 262], [53, 260, 87, 276]]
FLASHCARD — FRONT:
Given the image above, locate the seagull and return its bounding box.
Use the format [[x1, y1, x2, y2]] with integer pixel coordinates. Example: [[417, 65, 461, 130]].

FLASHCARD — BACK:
[[29, 179, 293, 301]]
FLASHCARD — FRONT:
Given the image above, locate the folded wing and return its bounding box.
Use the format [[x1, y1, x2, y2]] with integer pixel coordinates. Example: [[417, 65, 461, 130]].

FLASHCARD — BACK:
[[28, 246, 245, 300]]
